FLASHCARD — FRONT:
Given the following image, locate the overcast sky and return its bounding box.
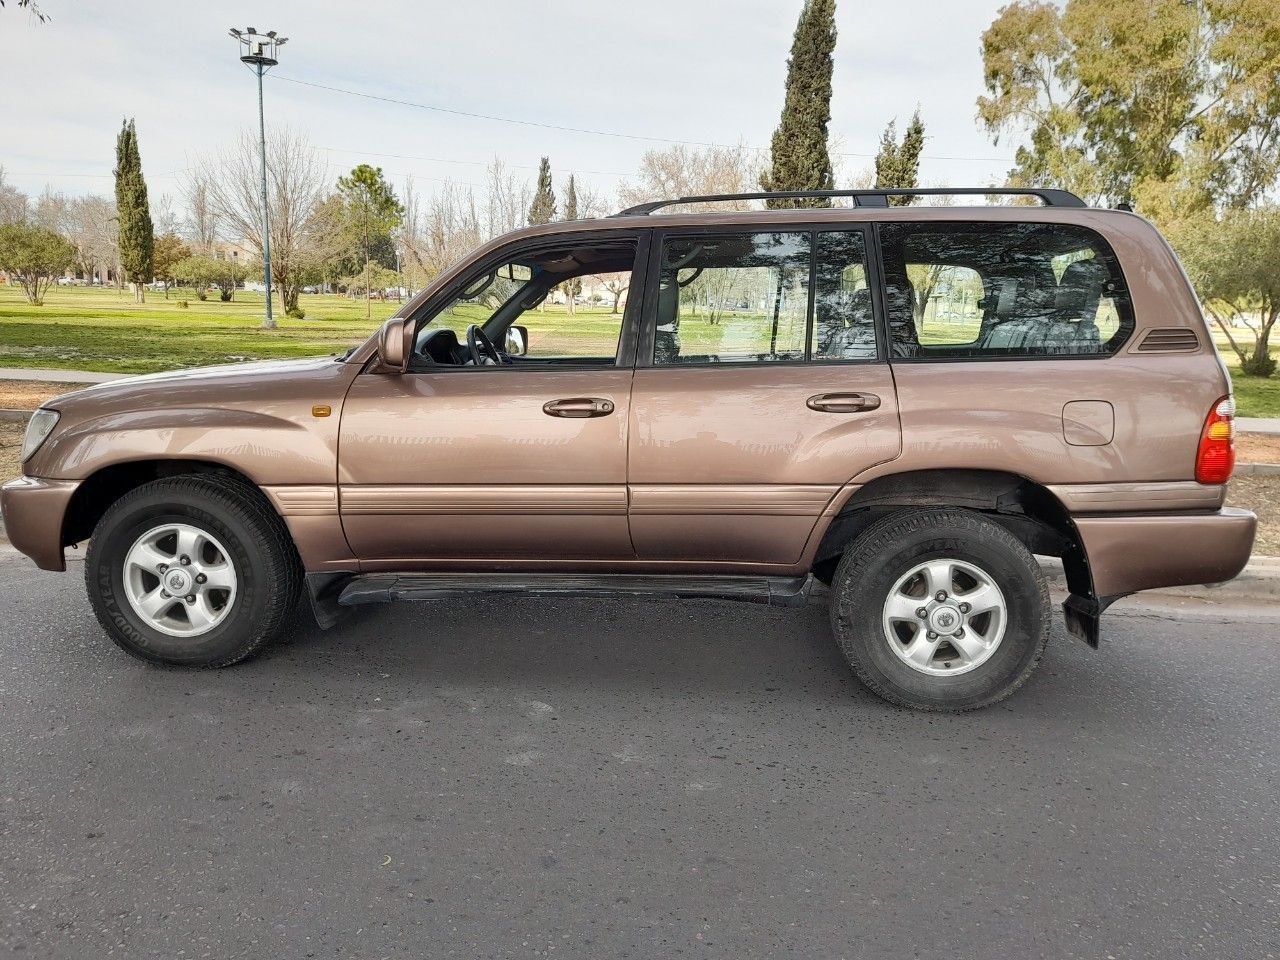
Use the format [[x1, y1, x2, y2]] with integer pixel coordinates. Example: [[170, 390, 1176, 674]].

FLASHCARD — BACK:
[[0, 0, 1021, 211]]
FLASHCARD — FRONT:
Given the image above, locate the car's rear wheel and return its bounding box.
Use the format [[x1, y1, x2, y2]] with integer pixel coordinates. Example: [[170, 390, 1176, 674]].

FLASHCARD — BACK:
[[85, 475, 300, 667], [829, 508, 1050, 711]]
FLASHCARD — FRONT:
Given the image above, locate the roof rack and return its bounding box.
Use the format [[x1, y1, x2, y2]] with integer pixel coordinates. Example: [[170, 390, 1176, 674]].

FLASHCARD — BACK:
[[613, 187, 1087, 217]]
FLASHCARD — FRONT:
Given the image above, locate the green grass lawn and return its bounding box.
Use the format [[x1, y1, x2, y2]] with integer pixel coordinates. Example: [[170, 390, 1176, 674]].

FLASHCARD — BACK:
[[0, 284, 387, 374], [2, 283, 1278, 417]]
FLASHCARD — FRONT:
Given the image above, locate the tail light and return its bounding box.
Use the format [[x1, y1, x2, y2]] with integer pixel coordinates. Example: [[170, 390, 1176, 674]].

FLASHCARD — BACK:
[[1195, 396, 1235, 484]]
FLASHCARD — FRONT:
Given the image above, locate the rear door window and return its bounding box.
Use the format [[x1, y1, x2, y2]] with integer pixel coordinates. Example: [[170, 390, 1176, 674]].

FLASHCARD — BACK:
[[648, 228, 879, 365], [878, 222, 1134, 359], [653, 232, 811, 364]]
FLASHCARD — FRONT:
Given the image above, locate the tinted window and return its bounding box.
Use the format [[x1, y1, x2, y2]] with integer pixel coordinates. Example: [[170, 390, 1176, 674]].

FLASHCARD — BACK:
[[654, 232, 810, 364], [813, 231, 876, 361], [879, 222, 1134, 359], [651, 230, 878, 365]]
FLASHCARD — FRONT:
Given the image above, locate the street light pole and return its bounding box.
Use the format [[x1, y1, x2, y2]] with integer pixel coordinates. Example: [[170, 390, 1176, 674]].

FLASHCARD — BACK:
[[230, 27, 287, 330]]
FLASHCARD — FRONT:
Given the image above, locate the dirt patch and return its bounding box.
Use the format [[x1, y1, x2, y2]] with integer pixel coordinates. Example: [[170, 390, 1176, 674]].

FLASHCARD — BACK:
[[0, 421, 23, 483], [1237, 433, 1280, 465], [1226, 475, 1280, 556], [0, 382, 85, 411]]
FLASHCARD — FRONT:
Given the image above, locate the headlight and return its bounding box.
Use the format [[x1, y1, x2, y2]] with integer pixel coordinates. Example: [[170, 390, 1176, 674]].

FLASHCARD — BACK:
[[21, 408, 60, 463]]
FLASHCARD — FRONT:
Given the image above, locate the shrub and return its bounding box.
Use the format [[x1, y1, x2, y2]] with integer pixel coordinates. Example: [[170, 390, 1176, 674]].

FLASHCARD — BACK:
[[0, 223, 76, 305], [176, 299, 189, 309], [285, 305, 305, 320], [219, 289, 233, 303]]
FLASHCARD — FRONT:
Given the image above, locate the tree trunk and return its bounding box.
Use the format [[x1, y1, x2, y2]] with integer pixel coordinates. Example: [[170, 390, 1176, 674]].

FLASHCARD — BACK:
[[281, 279, 301, 314], [1243, 311, 1278, 377]]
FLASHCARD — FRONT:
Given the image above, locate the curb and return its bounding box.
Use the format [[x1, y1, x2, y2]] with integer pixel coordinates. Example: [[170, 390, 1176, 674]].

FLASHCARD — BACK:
[[0, 408, 31, 423], [1038, 556, 1280, 603], [1236, 462, 1280, 476]]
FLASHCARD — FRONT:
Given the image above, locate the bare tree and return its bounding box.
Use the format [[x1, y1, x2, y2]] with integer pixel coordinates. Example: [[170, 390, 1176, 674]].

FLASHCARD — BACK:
[[600, 274, 629, 314], [151, 193, 181, 238], [401, 179, 484, 285], [62, 196, 118, 283], [31, 187, 69, 233], [181, 173, 219, 253], [484, 158, 531, 239], [0, 166, 30, 225], [618, 144, 762, 212], [196, 126, 328, 322]]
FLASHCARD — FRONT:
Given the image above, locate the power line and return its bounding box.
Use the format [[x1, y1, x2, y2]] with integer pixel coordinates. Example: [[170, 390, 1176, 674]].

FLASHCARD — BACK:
[[275, 74, 1016, 164], [3, 168, 187, 181], [317, 146, 631, 178], [274, 75, 727, 148]]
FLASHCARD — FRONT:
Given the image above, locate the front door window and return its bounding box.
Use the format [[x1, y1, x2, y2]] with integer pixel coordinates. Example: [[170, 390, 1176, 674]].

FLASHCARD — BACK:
[[413, 241, 637, 367]]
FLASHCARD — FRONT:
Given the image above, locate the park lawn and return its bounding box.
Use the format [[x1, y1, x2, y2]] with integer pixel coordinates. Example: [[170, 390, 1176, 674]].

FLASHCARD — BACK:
[[0, 284, 387, 373]]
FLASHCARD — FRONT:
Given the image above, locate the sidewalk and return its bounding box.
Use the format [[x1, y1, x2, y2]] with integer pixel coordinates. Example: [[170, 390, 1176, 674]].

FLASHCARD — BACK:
[[1240, 417, 1280, 435], [0, 367, 126, 384]]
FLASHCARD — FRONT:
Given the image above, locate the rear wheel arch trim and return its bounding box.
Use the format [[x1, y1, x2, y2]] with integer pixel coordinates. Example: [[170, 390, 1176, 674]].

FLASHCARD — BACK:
[[807, 469, 1093, 596]]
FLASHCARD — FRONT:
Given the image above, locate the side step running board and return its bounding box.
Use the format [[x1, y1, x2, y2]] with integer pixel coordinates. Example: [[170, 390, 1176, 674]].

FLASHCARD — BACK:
[[337, 573, 815, 608]]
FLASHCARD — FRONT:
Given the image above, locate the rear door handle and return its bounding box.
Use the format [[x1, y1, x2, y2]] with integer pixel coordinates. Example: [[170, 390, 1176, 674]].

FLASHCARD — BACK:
[[806, 392, 881, 413], [542, 397, 615, 418]]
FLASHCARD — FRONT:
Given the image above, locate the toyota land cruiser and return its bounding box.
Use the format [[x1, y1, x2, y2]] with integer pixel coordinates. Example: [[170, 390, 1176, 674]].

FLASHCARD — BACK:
[[1, 187, 1256, 711]]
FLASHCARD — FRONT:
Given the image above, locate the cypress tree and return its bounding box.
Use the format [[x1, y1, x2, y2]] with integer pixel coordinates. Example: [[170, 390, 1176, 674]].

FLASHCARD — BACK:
[[563, 174, 578, 221], [875, 109, 926, 206], [760, 0, 837, 208], [114, 118, 154, 302], [528, 157, 556, 225], [562, 175, 580, 313]]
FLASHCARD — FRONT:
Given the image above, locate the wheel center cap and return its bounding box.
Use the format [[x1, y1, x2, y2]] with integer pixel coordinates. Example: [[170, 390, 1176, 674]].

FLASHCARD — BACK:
[[164, 568, 193, 595], [928, 605, 961, 634]]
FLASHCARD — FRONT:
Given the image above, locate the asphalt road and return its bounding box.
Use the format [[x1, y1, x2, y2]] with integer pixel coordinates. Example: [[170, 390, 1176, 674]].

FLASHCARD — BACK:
[[2, 550, 1278, 960]]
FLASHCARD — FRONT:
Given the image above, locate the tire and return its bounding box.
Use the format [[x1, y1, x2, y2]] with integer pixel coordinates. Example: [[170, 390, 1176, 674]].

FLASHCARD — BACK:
[[85, 474, 301, 667], [829, 507, 1050, 712]]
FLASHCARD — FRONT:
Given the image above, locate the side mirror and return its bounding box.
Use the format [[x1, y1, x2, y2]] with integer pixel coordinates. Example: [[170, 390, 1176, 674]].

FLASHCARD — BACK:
[[505, 325, 528, 357], [376, 316, 411, 373]]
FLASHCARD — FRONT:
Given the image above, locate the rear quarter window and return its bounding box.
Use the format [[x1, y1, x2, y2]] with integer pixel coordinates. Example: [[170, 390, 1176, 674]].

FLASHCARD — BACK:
[[879, 221, 1134, 359]]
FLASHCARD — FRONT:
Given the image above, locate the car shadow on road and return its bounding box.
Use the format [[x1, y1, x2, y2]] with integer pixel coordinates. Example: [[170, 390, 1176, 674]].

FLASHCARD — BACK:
[[252, 594, 1220, 728]]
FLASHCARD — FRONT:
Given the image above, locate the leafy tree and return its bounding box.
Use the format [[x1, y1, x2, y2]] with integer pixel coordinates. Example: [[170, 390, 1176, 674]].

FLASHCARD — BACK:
[[759, 0, 836, 208], [528, 157, 556, 225], [0, 0, 48, 20], [114, 118, 154, 302], [874, 110, 926, 206], [336, 164, 404, 320], [1175, 207, 1280, 377], [152, 233, 190, 299], [0, 223, 75, 305], [978, 0, 1280, 208], [339, 264, 402, 298], [173, 254, 247, 302]]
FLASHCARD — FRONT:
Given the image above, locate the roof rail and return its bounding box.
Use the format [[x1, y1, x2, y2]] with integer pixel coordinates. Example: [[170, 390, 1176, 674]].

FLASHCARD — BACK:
[[613, 187, 1087, 216]]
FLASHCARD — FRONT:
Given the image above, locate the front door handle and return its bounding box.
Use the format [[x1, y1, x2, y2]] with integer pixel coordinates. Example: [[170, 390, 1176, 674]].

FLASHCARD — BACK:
[[542, 397, 616, 418], [806, 392, 881, 413]]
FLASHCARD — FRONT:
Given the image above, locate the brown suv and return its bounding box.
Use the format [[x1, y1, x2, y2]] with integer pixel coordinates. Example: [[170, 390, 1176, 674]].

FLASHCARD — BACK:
[[1, 187, 1256, 710]]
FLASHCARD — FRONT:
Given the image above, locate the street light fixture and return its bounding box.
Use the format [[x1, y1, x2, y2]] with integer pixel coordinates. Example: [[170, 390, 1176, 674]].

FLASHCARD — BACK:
[[229, 26, 287, 329]]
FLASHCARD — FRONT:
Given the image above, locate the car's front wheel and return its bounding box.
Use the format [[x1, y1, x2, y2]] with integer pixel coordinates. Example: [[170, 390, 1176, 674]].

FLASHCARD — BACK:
[[85, 475, 300, 667], [829, 508, 1050, 711]]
